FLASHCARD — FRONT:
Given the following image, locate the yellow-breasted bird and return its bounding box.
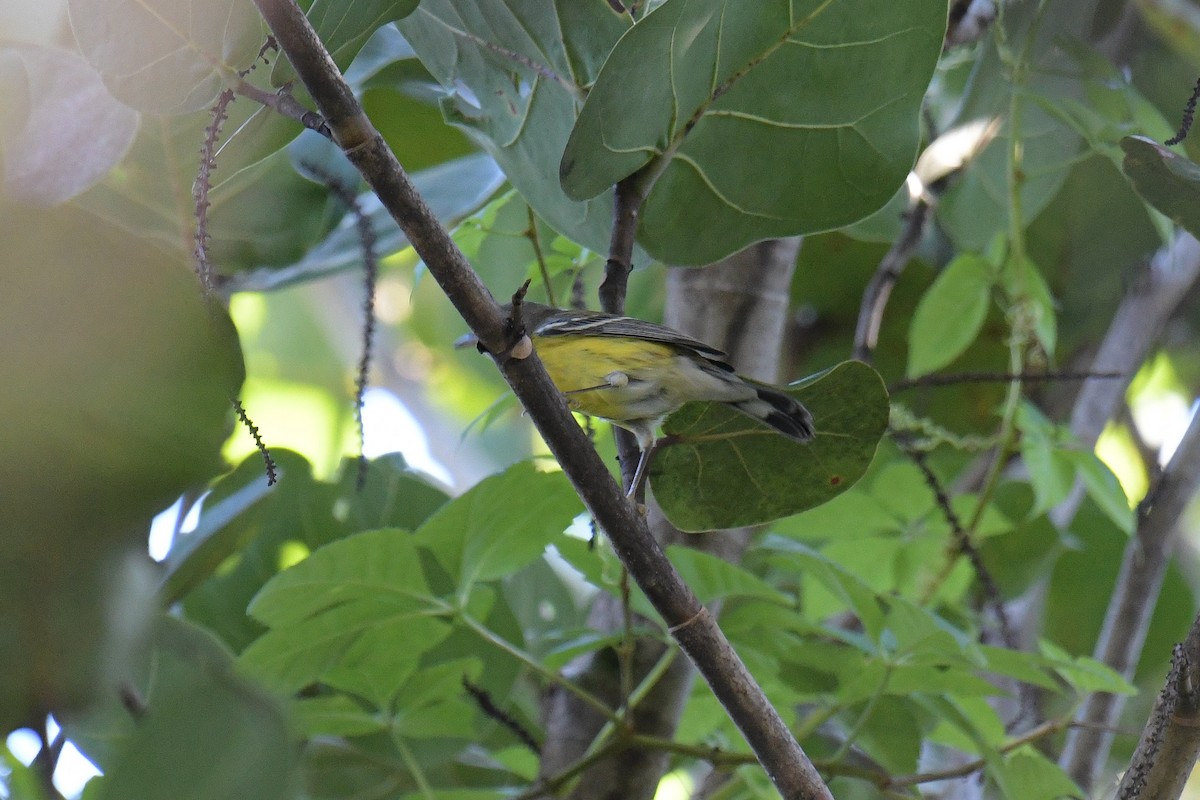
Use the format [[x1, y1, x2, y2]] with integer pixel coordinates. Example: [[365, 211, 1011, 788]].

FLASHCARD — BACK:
[[468, 301, 815, 495]]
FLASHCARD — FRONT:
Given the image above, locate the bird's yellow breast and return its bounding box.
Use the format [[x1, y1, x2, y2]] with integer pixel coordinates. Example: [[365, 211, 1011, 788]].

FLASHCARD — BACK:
[[533, 335, 677, 423]]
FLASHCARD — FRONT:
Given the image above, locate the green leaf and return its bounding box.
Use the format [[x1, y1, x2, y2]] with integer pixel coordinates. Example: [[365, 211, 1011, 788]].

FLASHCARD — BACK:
[[227, 152, 505, 291], [242, 595, 453, 697], [1039, 642, 1136, 695], [1120, 135, 1200, 241], [293, 696, 387, 737], [989, 746, 1081, 800], [907, 254, 995, 377], [653, 361, 889, 531], [0, 44, 139, 205], [272, 1, 422, 86], [247, 528, 430, 627], [397, 0, 631, 254], [664, 546, 790, 605], [977, 645, 1061, 691], [760, 537, 886, 644], [1017, 404, 1076, 517], [68, 0, 264, 113], [561, 0, 946, 265], [174, 451, 354, 652], [853, 697, 922, 774], [1001, 255, 1057, 357], [414, 462, 581, 592], [936, 1, 1099, 250], [1063, 450, 1133, 534], [91, 616, 296, 800]]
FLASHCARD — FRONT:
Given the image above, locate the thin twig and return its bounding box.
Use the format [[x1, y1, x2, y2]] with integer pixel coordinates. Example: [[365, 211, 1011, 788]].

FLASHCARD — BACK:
[[232, 398, 278, 485], [853, 199, 930, 363], [525, 205, 556, 307], [1165, 77, 1200, 146], [305, 163, 378, 490], [462, 677, 541, 754], [235, 77, 332, 138], [194, 89, 235, 294], [899, 441, 1017, 652], [891, 369, 1124, 393], [32, 721, 68, 800]]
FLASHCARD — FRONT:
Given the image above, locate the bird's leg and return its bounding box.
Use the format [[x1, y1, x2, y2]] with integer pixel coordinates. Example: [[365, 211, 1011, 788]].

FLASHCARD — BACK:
[[626, 439, 656, 500]]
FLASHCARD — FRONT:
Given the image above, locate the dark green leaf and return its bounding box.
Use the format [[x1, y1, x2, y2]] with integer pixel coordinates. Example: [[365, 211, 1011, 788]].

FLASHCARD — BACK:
[[397, 0, 630, 253], [227, 153, 505, 291], [1120, 135, 1200, 240], [561, 0, 946, 264], [92, 617, 297, 800], [937, 1, 1099, 250], [654, 361, 889, 531]]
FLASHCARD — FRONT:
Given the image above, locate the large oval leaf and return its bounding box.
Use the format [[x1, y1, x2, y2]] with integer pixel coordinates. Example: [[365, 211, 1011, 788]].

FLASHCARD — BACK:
[[560, 0, 946, 265], [68, 0, 265, 114], [397, 0, 631, 254], [0, 43, 139, 205], [652, 361, 889, 531]]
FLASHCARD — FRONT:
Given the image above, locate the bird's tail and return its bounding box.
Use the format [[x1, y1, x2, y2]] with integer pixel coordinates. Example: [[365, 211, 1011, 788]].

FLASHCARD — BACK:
[[727, 383, 815, 442]]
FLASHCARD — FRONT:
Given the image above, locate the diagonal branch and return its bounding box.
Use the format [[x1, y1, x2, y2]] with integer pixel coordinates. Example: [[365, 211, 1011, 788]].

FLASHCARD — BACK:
[[1058, 233, 1200, 789], [251, 2, 831, 798], [1115, 612, 1200, 800]]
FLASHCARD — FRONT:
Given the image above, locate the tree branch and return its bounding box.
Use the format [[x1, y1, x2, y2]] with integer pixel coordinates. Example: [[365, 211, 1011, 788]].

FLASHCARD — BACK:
[[1054, 234, 1200, 790], [1060, 408, 1200, 788], [852, 198, 930, 363], [1115, 612, 1200, 800], [251, 2, 831, 797]]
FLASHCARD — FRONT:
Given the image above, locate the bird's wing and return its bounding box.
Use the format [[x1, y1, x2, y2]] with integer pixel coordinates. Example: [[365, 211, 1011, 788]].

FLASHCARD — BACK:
[[530, 308, 729, 361]]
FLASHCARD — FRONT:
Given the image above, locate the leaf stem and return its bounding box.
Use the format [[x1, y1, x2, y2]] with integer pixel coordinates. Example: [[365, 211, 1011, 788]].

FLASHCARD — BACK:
[[459, 612, 618, 721], [392, 734, 436, 800]]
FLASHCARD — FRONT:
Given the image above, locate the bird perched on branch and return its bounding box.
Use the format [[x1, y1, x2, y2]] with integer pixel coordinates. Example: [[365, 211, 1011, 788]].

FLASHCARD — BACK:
[[464, 296, 815, 496]]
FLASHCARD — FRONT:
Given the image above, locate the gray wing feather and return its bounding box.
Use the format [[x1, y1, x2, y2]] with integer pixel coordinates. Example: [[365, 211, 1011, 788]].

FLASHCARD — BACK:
[[531, 307, 728, 360]]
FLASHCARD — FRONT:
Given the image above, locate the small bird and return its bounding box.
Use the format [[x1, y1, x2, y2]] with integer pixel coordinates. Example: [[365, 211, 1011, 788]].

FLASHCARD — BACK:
[[472, 300, 815, 496]]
